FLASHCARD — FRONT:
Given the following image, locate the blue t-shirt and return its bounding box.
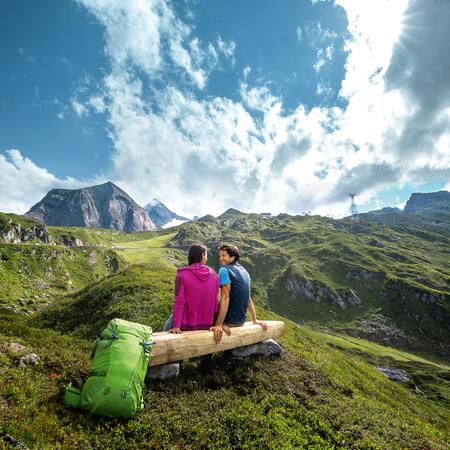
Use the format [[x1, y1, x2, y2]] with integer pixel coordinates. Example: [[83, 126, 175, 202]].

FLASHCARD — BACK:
[[219, 262, 251, 325]]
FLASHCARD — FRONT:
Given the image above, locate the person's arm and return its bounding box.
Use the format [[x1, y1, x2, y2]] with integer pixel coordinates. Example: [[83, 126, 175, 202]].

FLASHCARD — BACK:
[[210, 284, 231, 343], [247, 297, 268, 331], [215, 284, 230, 326], [210, 267, 232, 343], [170, 274, 185, 334]]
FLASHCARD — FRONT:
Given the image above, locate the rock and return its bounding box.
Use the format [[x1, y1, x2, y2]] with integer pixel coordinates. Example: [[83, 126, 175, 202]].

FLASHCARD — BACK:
[[352, 315, 416, 348], [284, 274, 365, 310], [88, 252, 97, 265], [0, 220, 49, 244], [146, 362, 180, 380], [10, 343, 27, 352], [340, 288, 362, 308], [60, 235, 84, 247], [1, 433, 30, 450], [367, 239, 385, 248], [376, 366, 409, 382], [231, 339, 284, 359], [1, 305, 19, 313], [19, 353, 40, 367]]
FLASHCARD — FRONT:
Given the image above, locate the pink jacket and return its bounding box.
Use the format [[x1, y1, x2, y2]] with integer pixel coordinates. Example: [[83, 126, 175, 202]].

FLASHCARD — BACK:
[[172, 262, 219, 330]]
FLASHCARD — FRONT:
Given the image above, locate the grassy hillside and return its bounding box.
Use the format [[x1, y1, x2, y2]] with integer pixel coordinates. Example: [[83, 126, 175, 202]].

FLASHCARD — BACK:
[[2, 208, 448, 357], [0, 243, 126, 309], [167, 212, 450, 357], [0, 213, 167, 308], [1, 215, 449, 448], [1, 260, 448, 449]]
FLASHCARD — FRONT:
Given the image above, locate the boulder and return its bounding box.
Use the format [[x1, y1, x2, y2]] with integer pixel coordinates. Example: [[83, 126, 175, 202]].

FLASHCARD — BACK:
[[376, 366, 409, 382], [10, 343, 27, 352], [231, 339, 284, 359], [19, 353, 40, 367], [146, 362, 180, 380]]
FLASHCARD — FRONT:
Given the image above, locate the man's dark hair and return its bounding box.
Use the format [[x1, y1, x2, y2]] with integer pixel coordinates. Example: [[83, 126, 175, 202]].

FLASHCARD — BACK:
[[218, 243, 240, 262], [188, 243, 207, 265]]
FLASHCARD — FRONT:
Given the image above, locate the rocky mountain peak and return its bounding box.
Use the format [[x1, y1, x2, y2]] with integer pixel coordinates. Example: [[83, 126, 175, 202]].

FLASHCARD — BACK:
[[24, 182, 157, 232]]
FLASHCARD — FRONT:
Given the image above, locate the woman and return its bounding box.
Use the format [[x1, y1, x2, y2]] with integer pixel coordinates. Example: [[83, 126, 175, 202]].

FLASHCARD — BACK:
[[163, 243, 219, 333]]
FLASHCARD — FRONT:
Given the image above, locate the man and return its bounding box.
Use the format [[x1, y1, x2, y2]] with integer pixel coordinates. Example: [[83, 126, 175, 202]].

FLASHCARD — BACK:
[[210, 243, 267, 343], [163, 243, 219, 333]]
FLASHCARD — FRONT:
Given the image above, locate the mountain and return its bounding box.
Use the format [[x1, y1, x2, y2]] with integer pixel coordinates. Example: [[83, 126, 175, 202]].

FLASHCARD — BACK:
[[24, 182, 157, 232], [404, 190, 450, 215], [144, 198, 190, 228], [361, 190, 450, 230]]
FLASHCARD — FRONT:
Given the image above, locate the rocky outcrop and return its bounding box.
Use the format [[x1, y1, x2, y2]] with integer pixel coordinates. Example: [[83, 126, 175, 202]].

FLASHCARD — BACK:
[[19, 353, 40, 367], [24, 182, 157, 233], [376, 366, 409, 382], [60, 235, 84, 247], [360, 190, 450, 229], [284, 274, 362, 310], [349, 315, 416, 348], [404, 191, 450, 215], [381, 279, 450, 332], [0, 215, 49, 244]]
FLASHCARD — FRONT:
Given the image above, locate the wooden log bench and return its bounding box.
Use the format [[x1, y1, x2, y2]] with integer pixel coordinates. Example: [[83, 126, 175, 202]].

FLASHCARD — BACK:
[[149, 320, 285, 366]]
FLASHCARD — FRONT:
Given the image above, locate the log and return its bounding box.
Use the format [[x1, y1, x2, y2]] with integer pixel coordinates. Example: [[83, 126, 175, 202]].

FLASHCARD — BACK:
[[150, 320, 285, 366]]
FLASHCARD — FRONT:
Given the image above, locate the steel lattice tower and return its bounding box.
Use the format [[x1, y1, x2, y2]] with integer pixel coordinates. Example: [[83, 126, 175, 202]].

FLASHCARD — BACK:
[[348, 193, 360, 223]]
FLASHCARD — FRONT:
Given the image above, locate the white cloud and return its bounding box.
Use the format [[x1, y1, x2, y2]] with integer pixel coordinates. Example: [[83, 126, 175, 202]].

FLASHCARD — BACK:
[[243, 66, 251, 80], [305, 22, 337, 46], [394, 200, 407, 210], [0, 149, 86, 214], [296, 26, 303, 42], [18, 47, 36, 63], [313, 45, 333, 73], [88, 96, 106, 113], [71, 98, 88, 117], [216, 36, 236, 64], [316, 81, 333, 98]]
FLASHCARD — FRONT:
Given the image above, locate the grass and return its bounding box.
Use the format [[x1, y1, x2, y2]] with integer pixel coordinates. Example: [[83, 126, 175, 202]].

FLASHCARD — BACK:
[[310, 330, 450, 407], [112, 233, 177, 266], [1, 276, 449, 449], [47, 225, 172, 246], [1, 220, 449, 449], [0, 244, 126, 307]]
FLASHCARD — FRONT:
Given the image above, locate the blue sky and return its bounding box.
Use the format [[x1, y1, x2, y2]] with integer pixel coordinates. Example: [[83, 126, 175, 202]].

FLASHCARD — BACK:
[[0, 0, 449, 217]]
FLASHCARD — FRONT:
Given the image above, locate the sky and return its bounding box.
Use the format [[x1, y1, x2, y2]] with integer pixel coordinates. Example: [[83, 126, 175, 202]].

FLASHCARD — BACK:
[[0, 0, 449, 218]]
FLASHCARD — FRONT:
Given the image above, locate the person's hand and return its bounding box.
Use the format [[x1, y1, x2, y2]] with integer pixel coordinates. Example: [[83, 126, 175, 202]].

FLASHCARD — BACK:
[[209, 325, 223, 343], [169, 327, 182, 334], [222, 324, 231, 336], [255, 321, 268, 331]]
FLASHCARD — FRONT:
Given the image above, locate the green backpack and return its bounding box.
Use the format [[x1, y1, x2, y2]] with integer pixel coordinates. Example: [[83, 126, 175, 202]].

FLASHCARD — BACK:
[[63, 318, 153, 418]]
